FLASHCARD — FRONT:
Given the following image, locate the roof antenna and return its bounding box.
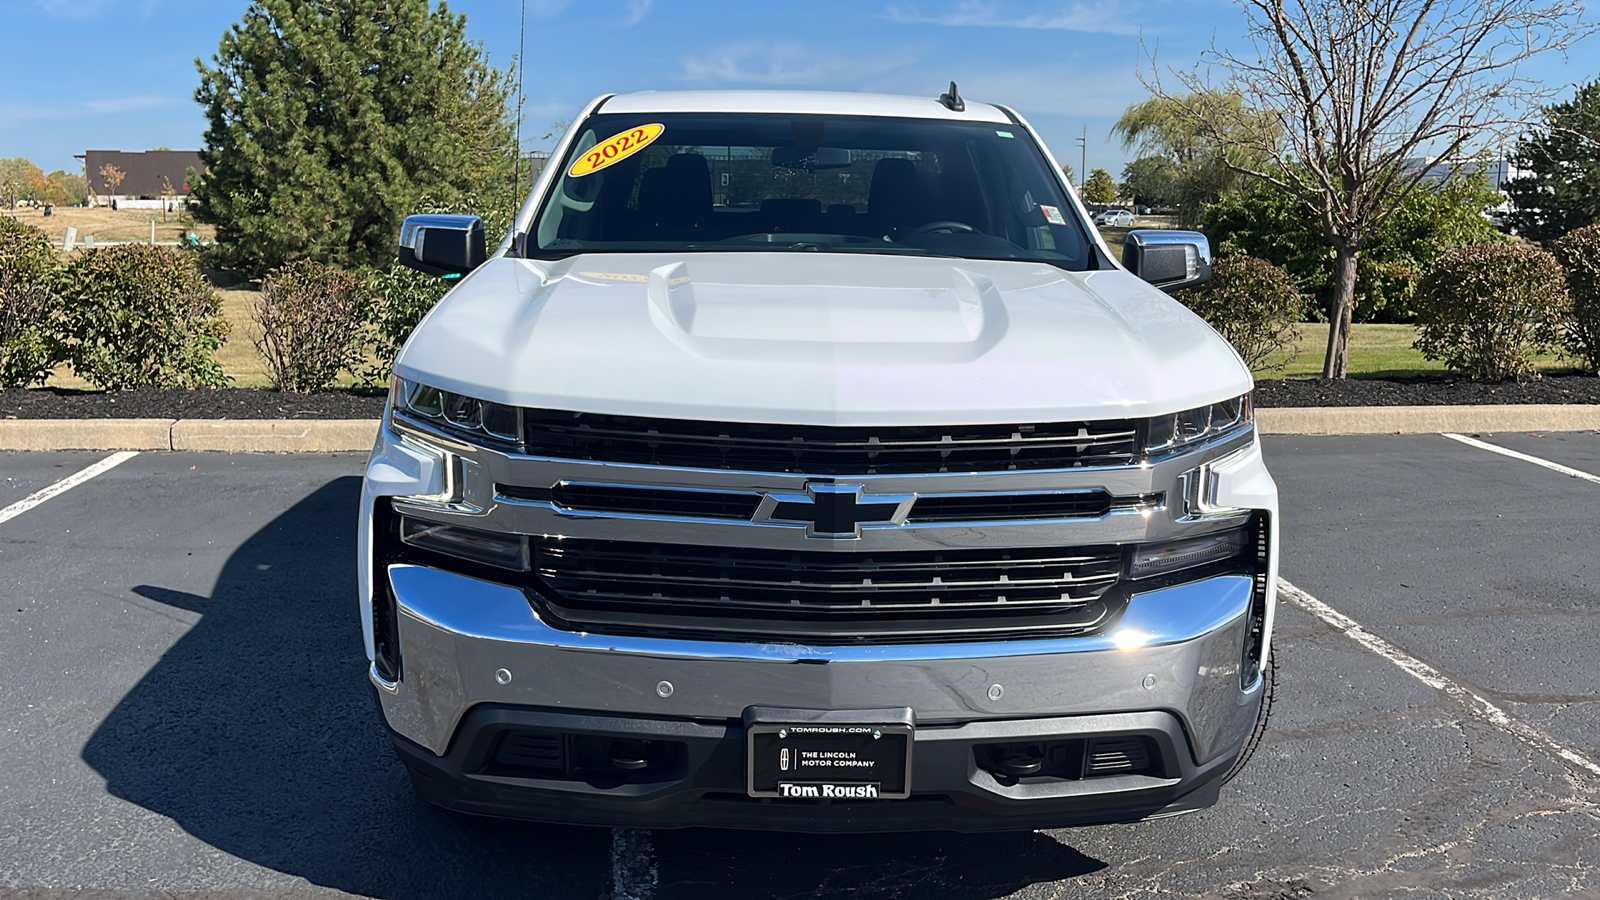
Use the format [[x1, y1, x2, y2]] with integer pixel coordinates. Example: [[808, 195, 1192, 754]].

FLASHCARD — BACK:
[[938, 81, 965, 112]]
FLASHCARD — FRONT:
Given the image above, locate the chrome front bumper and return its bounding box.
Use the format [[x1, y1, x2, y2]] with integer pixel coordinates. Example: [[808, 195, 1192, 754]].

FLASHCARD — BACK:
[[373, 563, 1265, 768]]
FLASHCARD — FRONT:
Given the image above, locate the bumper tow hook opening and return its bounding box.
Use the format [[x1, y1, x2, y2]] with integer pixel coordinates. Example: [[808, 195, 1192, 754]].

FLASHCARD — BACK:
[[989, 743, 1045, 777], [609, 740, 656, 771]]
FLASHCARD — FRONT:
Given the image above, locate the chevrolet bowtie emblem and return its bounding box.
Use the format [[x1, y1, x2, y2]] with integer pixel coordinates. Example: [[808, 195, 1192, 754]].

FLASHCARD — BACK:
[[752, 483, 916, 539]]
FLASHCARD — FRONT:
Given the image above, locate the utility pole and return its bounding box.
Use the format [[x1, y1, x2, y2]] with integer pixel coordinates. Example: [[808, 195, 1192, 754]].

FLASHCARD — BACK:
[[1074, 126, 1087, 189]]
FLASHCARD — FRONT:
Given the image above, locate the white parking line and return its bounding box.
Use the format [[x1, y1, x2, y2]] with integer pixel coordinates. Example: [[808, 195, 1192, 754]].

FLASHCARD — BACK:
[[610, 827, 657, 900], [1278, 578, 1600, 779], [1442, 432, 1600, 485], [0, 451, 139, 528]]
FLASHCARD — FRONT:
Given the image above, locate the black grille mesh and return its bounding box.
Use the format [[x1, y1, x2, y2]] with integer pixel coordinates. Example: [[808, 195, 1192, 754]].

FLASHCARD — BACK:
[[1243, 512, 1271, 687], [529, 538, 1125, 643], [522, 409, 1141, 474]]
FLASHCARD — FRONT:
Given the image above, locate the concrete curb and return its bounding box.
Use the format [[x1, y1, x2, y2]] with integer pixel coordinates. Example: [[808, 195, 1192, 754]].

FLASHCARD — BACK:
[[170, 419, 380, 453], [1, 407, 1597, 452], [0, 419, 379, 453], [0, 418, 179, 451]]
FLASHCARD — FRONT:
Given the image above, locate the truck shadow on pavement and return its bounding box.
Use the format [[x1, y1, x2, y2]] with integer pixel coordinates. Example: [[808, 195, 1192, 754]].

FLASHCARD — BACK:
[[80, 476, 1105, 899]]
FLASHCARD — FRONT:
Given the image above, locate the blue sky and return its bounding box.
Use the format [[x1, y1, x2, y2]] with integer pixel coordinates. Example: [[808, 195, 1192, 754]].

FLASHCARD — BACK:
[[1, 0, 1593, 180]]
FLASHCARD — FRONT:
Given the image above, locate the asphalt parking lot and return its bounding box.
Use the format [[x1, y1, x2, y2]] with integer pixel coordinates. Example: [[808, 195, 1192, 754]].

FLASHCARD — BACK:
[[3, 433, 1599, 900]]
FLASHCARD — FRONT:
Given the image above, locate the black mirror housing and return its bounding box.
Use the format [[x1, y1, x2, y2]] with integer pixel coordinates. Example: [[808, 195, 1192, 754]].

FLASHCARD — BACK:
[[399, 214, 487, 278], [1123, 229, 1212, 292]]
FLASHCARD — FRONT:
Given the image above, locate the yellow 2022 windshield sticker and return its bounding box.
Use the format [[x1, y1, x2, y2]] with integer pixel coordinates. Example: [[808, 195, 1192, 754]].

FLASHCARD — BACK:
[[567, 124, 665, 178]]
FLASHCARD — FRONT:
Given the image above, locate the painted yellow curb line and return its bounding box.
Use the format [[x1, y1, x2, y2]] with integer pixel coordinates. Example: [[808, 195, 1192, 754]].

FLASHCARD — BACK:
[[1, 406, 1597, 452]]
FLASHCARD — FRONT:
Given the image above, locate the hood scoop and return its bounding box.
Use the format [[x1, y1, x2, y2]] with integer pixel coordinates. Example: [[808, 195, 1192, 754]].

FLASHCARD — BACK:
[[644, 260, 1008, 363]]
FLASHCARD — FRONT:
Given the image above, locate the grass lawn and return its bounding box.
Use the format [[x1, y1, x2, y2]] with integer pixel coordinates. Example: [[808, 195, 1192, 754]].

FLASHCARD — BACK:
[[7, 206, 216, 245], [45, 281, 382, 392], [1253, 322, 1577, 379]]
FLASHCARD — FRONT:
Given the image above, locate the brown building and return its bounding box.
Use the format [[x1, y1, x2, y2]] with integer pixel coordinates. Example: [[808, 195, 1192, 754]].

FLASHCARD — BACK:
[[77, 150, 206, 201]]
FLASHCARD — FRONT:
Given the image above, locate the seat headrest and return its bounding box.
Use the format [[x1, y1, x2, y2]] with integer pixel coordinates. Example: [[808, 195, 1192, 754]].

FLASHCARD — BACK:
[[638, 154, 712, 225]]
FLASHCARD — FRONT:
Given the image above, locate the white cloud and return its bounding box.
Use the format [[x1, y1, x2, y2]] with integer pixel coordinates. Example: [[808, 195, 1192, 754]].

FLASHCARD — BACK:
[[681, 42, 919, 86], [0, 95, 176, 123], [623, 0, 655, 26], [885, 0, 1141, 35], [31, 0, 159, 20], [947, 64, 1144, 117], [83, 95, 175, 115]]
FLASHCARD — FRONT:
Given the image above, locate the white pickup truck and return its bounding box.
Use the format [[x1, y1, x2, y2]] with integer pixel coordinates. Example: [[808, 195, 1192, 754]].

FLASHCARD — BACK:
[[359, 86, 1279, 832]]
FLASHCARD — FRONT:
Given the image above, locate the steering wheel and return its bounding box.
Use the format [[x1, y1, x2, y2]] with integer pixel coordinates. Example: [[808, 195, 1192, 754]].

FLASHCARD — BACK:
[[904, 220, 976, 238]]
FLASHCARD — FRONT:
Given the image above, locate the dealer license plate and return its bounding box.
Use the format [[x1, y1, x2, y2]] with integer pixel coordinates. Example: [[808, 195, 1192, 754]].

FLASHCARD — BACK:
[[746, 714, 912, 800]]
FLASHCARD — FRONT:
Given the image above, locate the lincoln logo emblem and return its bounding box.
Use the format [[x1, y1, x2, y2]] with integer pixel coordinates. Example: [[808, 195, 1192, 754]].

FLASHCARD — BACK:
[[752, 483, 916, 539]]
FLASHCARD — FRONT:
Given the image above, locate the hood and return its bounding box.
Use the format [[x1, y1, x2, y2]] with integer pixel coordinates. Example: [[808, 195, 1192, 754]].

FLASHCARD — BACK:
[[393, 252, 1252, 426]]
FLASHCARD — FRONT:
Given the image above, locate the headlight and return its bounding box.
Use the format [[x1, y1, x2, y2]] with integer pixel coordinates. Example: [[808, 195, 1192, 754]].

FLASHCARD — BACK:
[[391, 378, 521, 444], [1129, 527, 1247, 579], [1145, 394, 1251, 454]]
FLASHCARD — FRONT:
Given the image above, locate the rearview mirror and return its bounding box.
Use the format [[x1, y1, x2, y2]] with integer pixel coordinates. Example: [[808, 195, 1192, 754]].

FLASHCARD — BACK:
[[399, 214, 486, 278], [1123, 230, 1211, 292]]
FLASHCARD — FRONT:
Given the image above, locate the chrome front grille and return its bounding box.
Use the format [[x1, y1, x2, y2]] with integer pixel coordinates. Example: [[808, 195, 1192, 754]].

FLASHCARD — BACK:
[[528, 538, 1125, 643], [387, 410, 1260, 644], [521, 409, 1142, 474]]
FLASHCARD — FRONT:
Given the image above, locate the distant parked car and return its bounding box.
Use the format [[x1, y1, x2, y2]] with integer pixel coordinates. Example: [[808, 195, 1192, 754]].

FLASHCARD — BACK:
[[1094, 208, 1136, 227]]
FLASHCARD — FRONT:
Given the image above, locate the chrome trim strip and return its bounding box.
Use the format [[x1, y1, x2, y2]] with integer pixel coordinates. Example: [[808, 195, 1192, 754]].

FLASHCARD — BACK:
[[475, 496, 1179, 546]]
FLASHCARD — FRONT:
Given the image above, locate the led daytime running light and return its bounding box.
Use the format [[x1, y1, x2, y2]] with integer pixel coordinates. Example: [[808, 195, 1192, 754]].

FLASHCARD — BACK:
[[1146, 394, 1251, 454], [393, 378, 522, 444]]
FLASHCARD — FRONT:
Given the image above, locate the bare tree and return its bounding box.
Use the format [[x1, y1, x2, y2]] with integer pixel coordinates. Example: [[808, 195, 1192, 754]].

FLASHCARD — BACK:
[[1152, 0, 1593, 378], [160, 176, 177, 222], [98, 164, 127, 207]]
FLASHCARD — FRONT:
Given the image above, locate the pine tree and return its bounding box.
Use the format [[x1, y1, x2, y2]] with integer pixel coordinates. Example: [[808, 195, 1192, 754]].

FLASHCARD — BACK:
[[193, 0, 517, 277], [1505, 79, 1600, 243], [1084, 169, 1119, 206]]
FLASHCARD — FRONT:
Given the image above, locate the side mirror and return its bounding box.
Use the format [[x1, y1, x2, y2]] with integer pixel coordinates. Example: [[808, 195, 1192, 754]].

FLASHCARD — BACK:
[[1123, 229, 1211, 292], [399, 214, 486, 278]]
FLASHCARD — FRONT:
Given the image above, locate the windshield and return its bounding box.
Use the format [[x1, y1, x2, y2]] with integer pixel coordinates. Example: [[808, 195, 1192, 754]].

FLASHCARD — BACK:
[[526, 112, 1095, 270]]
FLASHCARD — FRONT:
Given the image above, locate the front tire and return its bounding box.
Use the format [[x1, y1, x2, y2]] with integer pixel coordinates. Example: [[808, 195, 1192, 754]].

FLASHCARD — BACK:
[[1222, 651, 1276, 784]]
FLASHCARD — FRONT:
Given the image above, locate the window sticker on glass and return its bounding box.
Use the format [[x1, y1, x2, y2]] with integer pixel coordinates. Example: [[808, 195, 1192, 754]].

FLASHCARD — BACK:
[[995, 130, 1015, 139], [567, 124, 666, 178], [1041, 205, 1067, 225]]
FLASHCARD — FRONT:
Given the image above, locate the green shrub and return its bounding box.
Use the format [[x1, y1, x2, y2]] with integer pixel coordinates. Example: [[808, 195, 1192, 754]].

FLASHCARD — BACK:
[[61, 245, 230, 389], [1412, 243, 1569, 382], [1175, 256, 1306, 368], [1552, 224, 1600, 373], [0, 219, 64, 388], [255, 260, 374, 392], [367, 262, 452, 383]]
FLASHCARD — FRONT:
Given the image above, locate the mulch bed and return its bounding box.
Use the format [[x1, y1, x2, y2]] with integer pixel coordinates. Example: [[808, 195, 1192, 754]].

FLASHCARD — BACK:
[[1, 388, 387, 420], [5, 376, 1600, 420], [1252, 375, 1600, 407]]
